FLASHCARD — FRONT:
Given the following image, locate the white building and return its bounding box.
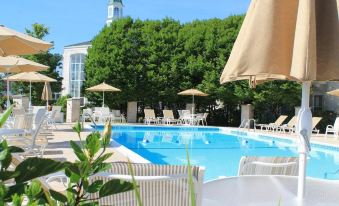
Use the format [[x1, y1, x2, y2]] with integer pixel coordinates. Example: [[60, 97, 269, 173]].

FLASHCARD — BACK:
[[61, 0, 123, 97]]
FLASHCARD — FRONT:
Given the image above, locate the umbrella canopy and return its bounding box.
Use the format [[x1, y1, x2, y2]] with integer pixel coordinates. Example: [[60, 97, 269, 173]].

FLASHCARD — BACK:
[[219, 0, 339, 200], [178, 89, 208, 115], [0, 25, 52, 56], [327, 89, 339, 97], [7, 72, 56, 107], [86, 82, 121, 107], [177, 89, 208, 97], [0, 56, 49, 73], [41, 82, 52, 101], [7, 71, 56, 83]]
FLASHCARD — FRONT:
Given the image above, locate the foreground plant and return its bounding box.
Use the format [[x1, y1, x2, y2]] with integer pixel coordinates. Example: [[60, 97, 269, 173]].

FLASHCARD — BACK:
[[49, 121, 134, 205]]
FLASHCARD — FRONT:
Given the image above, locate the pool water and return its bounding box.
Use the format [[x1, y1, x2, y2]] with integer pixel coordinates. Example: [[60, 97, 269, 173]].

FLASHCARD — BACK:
[[103, 125, 339, 181]]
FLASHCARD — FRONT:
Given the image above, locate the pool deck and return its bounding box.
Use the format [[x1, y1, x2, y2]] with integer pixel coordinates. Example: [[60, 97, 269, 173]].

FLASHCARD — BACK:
[[45, 123, 339, 163]]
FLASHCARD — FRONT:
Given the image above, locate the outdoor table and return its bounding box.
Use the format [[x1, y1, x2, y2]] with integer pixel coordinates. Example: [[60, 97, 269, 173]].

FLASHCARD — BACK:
[[202, 175, 339, 206]]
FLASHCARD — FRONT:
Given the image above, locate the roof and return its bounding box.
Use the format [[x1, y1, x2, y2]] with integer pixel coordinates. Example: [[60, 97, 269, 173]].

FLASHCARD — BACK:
[[64, 41, 92, 48], [109, 0, 123, 4]]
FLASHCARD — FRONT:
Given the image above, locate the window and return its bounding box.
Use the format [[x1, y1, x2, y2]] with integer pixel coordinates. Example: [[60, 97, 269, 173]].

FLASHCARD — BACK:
[[108, 5, 113, 18], [114, 7, 120, 18], [313, 95, 323, 111], [70, 54, 85, 97]]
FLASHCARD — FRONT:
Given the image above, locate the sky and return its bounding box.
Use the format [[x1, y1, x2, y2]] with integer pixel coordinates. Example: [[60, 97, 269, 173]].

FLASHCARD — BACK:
[[2, 0, 251, 54]]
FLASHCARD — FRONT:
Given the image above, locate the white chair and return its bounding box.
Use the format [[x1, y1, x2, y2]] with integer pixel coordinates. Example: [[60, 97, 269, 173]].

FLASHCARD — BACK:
[[196, 113, 208, 126], [238, 156, 299, 176], [325, 117, 339, 138], [81, 108, 93, 122], [256, 115, 288, 131], [89, 163, 205, 206], [111, 110, 126, 123], [144, 109, 160, 125], [162, 110, 179, 125]]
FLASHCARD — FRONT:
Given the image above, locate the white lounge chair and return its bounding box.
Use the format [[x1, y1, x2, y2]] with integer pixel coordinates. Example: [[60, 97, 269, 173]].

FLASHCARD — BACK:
[[144, 109, 160, 125], [277, 116, 297, 133], [238, 156, 299, 176], [89, 163, 205, 206], [311, 117, 322, 134], [162, 110, 179, 125], [111, 110, 126, 123], [257, 115, 288, 131], [325, 117, 339, 138], [196, 113, 209, 126]]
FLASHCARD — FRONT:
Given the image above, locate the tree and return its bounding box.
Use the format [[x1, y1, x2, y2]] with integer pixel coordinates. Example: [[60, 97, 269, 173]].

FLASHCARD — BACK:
[[10, 23, 62, 106], [85, 16, 302, 126]]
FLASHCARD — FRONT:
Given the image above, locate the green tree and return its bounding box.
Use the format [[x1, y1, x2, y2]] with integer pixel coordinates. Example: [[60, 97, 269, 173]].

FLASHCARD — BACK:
[[10, 23, 62, 106]]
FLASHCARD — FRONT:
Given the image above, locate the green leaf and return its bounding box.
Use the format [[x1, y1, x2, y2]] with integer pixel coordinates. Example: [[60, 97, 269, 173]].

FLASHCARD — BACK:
[[49, 189, 67, 203], [86, 180, 103, 193], [25, 180, 42, 199], [99, 179, 134, 198], [94, 153, 113, 164], [93, 162, 112, 174], [186, 145, 196, 206], [72, 121, 82, 134], [11, 193, 24, 206], [86, 133, 101, 157], [0, 171, 20, 181], [70, 141, 87, 161], [0, 183, 8, 199], [0, 149, 8, 161], [8, 146, 25, 153], [15, 158, 67, 183], [5, 183, 27, 201], [0, 105, 13, 128]]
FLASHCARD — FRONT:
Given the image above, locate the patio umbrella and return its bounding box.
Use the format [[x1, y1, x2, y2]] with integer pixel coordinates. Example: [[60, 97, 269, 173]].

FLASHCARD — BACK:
[[178, 89, 208, 115], [7, 72, 56, 108], [86, 82, 121, 107], [0, 56, 49, 107], [41, 82, 53, 107], [0, 25, 52, 56], [327, 89, 339, 97], [220, 0, 339, 200]]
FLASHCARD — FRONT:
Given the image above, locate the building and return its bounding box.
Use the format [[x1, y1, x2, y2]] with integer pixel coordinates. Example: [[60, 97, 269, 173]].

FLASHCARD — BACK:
[[61, 0, 123, 97], [311, 82, 339, 113]]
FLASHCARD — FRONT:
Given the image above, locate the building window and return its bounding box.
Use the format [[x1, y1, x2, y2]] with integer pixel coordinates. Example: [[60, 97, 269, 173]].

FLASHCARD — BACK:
[[114, 7, 120, 18], [313, 95, 323, 111], [70, 54, 85, 97], [108, 6, 113, 18]]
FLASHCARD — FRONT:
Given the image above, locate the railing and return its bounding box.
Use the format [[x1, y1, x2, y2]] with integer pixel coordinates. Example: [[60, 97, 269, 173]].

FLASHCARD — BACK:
[[81, 113, 97, 131], [239, 119, 256, 132]]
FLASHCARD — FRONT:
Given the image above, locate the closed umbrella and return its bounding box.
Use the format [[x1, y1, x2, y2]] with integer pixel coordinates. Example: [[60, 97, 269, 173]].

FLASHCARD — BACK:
[[41, 82, 53, 107], [0, 56, 49, 107], [220, 0, 339, 199], [86, 82, 121, 107], [7, 72, 56, 108], [0, 25, 52, 56], [178, 89, 208, 115]]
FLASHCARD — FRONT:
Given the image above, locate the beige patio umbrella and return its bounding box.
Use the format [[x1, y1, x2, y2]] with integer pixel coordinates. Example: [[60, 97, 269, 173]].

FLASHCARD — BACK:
[[7, 72, 56, 107], [220, 0, 339, 199], [178, 89, 208, 115], [0, 25, 52, 56], [327, 89, 339, 97], [0, 56, 49, 107], [41, 82, 53, 107], [86, 82, 121, 107]]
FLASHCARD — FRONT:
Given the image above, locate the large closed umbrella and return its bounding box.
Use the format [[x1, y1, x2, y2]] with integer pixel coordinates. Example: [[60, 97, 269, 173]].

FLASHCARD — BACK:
[[86, 82, 121, 107], [41, 82, 53, 106], [7, 72, 56, 107], [0, 56, 49, 107], [0, 25, 52, 56], [220, 0, 339, 200], [178, 89, 208, 115]]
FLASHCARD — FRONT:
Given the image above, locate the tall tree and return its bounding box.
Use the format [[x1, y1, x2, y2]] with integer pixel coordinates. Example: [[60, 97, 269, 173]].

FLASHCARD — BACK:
[[11, 23, 62, 106]]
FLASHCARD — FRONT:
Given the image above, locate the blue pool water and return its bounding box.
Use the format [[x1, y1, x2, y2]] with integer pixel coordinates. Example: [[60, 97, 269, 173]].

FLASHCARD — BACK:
[[99, 125, 339, 181]]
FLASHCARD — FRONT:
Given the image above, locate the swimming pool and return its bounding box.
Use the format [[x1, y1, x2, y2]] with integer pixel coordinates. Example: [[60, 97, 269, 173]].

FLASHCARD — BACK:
[[96, 125, 339, 181]]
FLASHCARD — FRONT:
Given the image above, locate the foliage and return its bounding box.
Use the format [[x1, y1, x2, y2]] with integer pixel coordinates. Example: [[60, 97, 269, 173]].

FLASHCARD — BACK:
[[85, 16, 303, 126], [55, 95, 71, 113], [312, 110, 338, 133], [0, 105, 13, 128], [9, 23, 62, 107]]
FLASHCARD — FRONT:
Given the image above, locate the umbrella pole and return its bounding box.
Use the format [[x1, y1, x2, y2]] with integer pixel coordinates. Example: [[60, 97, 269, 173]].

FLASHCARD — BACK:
[[102, 91, 105, 107], [297, 81, 312, 200], [29, 81, 32, 108], [6, 74, 10, 108]]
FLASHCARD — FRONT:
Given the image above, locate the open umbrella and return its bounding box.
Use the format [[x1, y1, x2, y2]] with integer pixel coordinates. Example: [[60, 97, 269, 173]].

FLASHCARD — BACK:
[[0, 25, 52, 56], [0, 56, 49, 107], [178, 89, 208, 115], [41, 82, 53, 107], [327, 89, 339, 97], [220, 0, 339, 200], [86, 82, 121, 107], [7, 72, 56, 108]]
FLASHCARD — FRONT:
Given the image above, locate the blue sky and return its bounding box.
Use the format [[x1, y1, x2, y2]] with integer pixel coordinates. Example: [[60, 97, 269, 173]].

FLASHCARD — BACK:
[[2, 0, 250, 54]]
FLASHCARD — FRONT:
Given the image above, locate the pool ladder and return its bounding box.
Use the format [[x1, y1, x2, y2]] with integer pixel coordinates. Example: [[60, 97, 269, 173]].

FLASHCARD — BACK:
[[239, 119, 256, 132], [81, 113, 97, 131]]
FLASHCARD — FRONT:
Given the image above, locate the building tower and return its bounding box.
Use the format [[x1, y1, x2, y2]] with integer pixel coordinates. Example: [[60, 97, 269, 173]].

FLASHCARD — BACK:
[[106, 0, 123, 25]]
